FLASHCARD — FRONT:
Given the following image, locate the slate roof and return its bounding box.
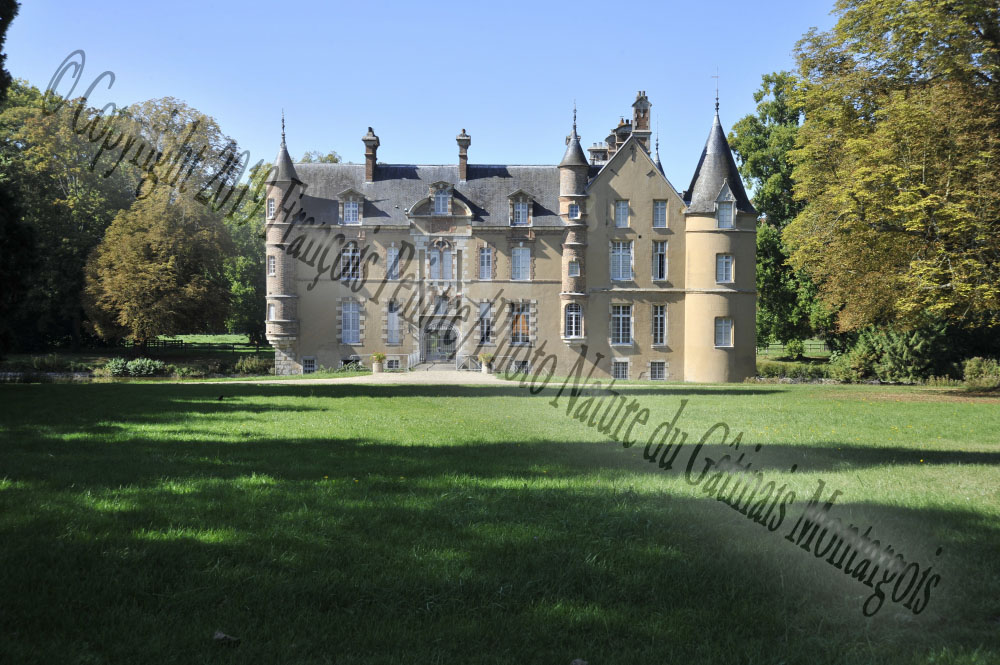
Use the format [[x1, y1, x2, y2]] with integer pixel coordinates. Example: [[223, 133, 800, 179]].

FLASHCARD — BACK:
[[269, 140, 300, 184], [559, 128, 589, 168], [292, 163, 564, 227], [683, 113, 756, 215]]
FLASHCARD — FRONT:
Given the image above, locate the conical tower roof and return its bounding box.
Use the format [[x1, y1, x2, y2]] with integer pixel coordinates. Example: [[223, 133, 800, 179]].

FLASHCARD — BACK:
[[684, 112, 754, 215], [559, 106, 589, 168], [268, 114, 301, 184]]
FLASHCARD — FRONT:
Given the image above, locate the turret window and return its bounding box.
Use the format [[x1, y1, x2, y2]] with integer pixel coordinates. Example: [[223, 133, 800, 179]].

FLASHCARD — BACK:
[[716, 254, 734, 283], [564, 304, 583, 338], [717, 202, 734, 229], [715, 317, 734, 347], [267, 303, 276, 321], [267, 255, 276, 277], [568, 260, 580, 277], [267, 197, 276, 219], [568, 203, 580, 219]]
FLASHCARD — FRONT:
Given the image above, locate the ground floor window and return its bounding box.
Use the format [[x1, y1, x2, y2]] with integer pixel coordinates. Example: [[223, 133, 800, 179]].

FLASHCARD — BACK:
[[564, 303, 583, 338], [715, 317, 733, 347], [650, 361, 665, 381], [386, 359, 400, 370], [510, 359, 530, 374], [511, 303, 530, 345], [612, 360, 629, 380], [342, 301, 360, 344], [611, 304, 632, 345], [302, 358, 316, 374]]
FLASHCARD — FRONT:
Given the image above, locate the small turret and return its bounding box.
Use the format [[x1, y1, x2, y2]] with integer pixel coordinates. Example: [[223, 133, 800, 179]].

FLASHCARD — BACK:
[[558, 105, 589, 197]]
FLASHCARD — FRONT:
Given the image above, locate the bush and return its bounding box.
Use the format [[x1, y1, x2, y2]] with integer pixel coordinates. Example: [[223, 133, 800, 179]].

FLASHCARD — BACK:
[[963, 357, 1000, 389], [337, 362, 365, 373], [756, 360, 828, 380], [235, 355, 275, 376], [828, 324, 950, 384], [784, 339, 805, 360], [104, 357, 129, 377], [370, 352, 386, 363], [125, 358, 167, 377]]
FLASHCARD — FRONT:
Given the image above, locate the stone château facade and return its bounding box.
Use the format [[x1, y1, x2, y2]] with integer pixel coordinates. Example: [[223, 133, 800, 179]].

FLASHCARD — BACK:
[[264, 92, 757, 382]]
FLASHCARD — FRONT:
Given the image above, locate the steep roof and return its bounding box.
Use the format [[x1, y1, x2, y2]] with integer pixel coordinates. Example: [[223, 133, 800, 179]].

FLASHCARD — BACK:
[[269, 139, 300, 184], [683, 113, 755, 215], [291, 163, 563, 227], [559, 129, 589, 168]]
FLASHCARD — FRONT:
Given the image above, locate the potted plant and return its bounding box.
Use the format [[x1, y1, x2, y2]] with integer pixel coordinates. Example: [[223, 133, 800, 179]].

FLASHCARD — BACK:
[[478, 352, 494, 374], [371, 352, 386, 373]]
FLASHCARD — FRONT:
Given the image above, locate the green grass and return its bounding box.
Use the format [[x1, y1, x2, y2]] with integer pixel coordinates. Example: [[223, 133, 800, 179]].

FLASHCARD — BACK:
[[1, 381, 998, 664]]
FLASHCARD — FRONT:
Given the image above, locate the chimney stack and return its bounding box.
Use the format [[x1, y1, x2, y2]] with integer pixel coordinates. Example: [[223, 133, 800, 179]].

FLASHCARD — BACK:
[[456, 129, 471, 181], [362, 127, 380, 183]]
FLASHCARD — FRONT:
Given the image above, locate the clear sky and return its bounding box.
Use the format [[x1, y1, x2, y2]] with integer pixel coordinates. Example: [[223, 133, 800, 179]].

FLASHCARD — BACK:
[[6, 0, 836, 191]]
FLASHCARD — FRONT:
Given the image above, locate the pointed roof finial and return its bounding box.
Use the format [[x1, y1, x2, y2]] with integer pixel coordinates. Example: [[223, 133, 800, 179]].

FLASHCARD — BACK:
[[655, 117, 660, 157], [712, 68, 720, 114], [573, 100, 577, 135], [281, 109, 286, 145]]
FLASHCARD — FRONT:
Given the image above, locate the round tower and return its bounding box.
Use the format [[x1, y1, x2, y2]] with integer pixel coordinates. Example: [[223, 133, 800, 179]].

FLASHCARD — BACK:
[[265, 116, 303, 374], [558, 107, 590, 298], [682, 107, 757, 382]]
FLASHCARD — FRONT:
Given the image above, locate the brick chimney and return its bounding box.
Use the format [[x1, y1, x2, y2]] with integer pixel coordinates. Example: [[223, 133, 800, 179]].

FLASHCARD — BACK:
[[362, 127, 380, 183], [456, 129, 471, 181]]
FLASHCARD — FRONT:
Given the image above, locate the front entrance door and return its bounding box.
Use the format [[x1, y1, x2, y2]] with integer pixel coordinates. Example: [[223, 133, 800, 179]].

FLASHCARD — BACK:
[[424, 321, 457, 361]]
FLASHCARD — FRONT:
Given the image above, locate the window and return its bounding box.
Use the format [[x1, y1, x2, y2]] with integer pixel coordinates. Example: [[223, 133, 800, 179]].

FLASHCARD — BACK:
[[564, 303, 583, 338], [344, 200, 360, 225], [342, 301, 360, 344], [434, 189, 449, 215], [267, 255, 276, 276], [510, 360, 530, 374], [716, 254, 734, 283], [511, 246, 530, 281], [341, 244, 361, 283], [428, 248, 451, 280], [511, 303, 530, 345], [650, 361, 666, 381], [652, 304, 666, 346], [653, 200, 667, 228], [386, 359, 400, 370], [614, 200, 629, 227], [387, 301, 401, 344], [653, 241, 667, 281], [479, 247, 492, 280], [267, 303, 276, 321], [512, 201, 530, 226], [479, 302, 492, 343], [613, 361, 629, 380], [568, 203, 581, 219], [568, 260, 580, 277], [435, 296, 449, 316], [267, 197, 276, 219], [611, 305, 632, 345], [717, 201, 734, 228], [386, 246, 399, 280], [302, 358, 316, 374], [715, 317, 734, 347], [610, 241, 633, 281]]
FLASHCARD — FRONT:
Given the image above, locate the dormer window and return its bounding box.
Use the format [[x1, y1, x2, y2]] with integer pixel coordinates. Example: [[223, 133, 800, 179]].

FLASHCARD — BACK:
[[344, 201, 360, 224], [434, 189, 449, 215], [508, 191, 534, 227], [339, 188, 364, 225], [717, 201, 734, 229]]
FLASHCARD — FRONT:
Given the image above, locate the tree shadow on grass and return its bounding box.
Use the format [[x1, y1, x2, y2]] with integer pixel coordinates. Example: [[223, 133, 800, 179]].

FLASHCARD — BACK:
[[1, 432, 997, 665]]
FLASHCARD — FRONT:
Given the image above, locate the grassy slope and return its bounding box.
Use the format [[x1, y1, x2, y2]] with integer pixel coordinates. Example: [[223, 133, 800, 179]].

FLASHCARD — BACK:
[[0, 382, 998, 665]]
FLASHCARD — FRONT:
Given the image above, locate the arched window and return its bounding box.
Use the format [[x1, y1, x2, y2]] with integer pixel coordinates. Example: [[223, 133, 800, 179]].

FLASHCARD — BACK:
[[564, 304, 583, 338], [434, 189, 449, 215]]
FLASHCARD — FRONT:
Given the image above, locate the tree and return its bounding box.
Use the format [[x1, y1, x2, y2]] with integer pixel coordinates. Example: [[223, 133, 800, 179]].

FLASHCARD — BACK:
[[83, 188, 232, 343], [300, 150, 341, 164], [729, 72, 831, 346], [786, 0, 1000, 332]]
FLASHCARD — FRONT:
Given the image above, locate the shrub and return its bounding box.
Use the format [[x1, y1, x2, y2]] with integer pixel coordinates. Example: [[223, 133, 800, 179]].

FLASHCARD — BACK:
[[828, 324, 949, 384], [125, 358, 167, 377], [235, 355, 275, 376], [371, 352, 387, 363], [963, 357, 1000, 389], [478, 352, 494, 365], [31, 354, 68, 372], [337, 362, 365, 373], [784, 339, 805, 360], [104, 357, 129, 377], [756, 360, 828, 380]]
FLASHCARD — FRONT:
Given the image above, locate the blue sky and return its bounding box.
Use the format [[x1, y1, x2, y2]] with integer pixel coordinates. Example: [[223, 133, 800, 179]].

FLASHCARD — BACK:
[[7, 0, 836, 190]]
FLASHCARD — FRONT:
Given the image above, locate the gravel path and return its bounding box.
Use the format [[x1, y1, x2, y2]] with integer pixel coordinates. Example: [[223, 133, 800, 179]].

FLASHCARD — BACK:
[[217, 370, 505, 386]]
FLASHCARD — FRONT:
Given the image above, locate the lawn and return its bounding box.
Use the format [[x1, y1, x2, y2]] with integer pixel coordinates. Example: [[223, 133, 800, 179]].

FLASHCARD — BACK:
[[1, 381, 998, 665]]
